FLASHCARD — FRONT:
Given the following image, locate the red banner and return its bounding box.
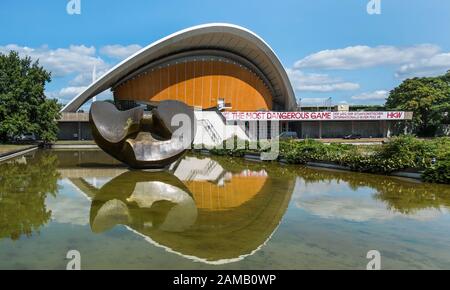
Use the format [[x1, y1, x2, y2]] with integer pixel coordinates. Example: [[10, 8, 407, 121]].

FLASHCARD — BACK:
[[222, 111, 409, 121]]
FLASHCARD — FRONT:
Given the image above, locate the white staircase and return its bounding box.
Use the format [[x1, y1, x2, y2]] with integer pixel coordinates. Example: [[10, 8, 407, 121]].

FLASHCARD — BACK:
[[193, 111, 249, 147]]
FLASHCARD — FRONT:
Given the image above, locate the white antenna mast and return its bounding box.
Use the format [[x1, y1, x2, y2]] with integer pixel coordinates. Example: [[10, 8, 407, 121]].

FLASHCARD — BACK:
[[92, 64, 97, 102]]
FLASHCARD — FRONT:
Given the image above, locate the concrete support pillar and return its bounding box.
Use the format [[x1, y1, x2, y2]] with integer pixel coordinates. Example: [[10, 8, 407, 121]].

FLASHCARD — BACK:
[[319, 121, 322, 139], [78, 122, 81, 141], [260, 121, 268, 140], [386, 121, 392, 137]]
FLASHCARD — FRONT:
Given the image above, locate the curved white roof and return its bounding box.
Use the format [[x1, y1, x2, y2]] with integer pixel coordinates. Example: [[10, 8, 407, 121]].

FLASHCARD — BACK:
[[62, 23, 296, 112]]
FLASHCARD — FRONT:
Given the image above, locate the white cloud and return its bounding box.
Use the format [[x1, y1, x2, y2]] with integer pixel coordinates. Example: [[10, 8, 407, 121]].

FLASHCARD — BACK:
[[46, 86, 87, 102], [300, 98, 328, 104], [294, 44, 440, 70], [0, 43, 122, 105], [47, 87, 113, 106], [69, 66, 111, 87], [287, 68, 360, 92], [299, 83, 360, 92], [0, 44, 109, 77], [396, 52, 450, 78], [351, 90, 388, 101], [69, 72, 94, 86], [100, 44, 142, 60], [50, 86, 87, 97]]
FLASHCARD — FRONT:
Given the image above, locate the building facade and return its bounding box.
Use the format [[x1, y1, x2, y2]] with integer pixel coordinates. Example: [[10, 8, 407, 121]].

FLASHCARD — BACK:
[[59, 23, 411, 142]]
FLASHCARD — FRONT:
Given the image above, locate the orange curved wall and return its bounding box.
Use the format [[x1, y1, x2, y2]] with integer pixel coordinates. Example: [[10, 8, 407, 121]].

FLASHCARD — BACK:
[[113, 60, 273, 111]]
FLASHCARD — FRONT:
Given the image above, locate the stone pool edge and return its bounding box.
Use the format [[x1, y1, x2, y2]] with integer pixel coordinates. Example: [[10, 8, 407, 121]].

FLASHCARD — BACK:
[[0, 146, 39, 163]]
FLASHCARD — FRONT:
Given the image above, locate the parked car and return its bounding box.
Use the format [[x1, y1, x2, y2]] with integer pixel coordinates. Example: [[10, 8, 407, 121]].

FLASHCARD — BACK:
[[343, 134, 362, 140], [15, 132, 37, 143], [278, 131, 298, 140]]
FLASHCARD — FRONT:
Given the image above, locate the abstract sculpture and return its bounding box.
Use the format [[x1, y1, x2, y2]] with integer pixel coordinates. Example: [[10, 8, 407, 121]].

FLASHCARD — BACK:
[[89, 100, 196, 169]]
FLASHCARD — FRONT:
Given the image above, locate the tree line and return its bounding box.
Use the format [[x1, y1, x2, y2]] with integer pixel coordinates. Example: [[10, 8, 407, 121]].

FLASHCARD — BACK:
[[386, 70, 450, 137], [0, 51, 60, 143]]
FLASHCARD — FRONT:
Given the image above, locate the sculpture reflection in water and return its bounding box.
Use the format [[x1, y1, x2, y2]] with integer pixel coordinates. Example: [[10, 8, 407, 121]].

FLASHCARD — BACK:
[[89, 100, 196, 169], [78, 156, 295, 264], [90, 171, 197, 234]]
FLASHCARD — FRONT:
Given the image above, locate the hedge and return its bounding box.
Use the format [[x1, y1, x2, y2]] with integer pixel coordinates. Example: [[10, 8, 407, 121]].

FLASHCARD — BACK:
[[201, 136, 450, 184]]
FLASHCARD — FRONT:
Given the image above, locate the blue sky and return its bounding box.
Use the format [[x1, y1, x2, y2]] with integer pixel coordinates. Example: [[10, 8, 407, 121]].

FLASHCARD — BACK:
[[1, 0, 450, 107]]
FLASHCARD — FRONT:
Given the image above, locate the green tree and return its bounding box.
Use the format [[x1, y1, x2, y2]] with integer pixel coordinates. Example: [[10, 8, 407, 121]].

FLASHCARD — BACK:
[[0, 51, 61, 143], [386, 71, 450, 136]]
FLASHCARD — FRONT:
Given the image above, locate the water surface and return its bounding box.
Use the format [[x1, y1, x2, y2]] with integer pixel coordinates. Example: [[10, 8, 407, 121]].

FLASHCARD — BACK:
[[1, 150, 450, 269]]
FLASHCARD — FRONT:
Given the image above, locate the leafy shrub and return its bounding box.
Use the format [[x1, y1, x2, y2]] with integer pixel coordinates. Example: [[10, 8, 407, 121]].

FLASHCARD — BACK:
[[378, 135, 434, 169], [202, 135, 450, 184], [279, 139, 354, 164], [423, 160, 450, 184]]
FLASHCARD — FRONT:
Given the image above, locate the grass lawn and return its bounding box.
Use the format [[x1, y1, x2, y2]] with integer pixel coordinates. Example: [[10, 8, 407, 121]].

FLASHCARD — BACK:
[[315, 138, 387, 143], [0, 144, 33, 155], [54, 140, 96, 145]]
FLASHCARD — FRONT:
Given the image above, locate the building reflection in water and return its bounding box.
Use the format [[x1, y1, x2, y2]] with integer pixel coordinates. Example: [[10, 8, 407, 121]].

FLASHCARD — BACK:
[[68, 155, 295, 264], [3, 150, 449, 266]]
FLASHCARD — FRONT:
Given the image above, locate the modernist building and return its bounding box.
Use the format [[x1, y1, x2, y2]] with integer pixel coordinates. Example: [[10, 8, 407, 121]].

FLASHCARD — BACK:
[[59, 23, 411, 142]]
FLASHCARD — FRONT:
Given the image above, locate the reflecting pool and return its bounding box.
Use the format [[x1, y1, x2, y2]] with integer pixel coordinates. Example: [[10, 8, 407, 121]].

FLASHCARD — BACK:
[[1, 150, 450, 269]]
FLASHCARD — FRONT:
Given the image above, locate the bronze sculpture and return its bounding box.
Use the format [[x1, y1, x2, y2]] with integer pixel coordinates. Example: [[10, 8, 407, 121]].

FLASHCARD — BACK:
[[89, 100, 196, 169]]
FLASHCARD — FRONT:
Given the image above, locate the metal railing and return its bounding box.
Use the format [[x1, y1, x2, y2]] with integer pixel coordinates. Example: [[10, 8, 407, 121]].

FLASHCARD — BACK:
[[200, 119, 221, 144]]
